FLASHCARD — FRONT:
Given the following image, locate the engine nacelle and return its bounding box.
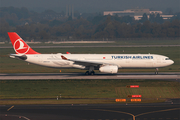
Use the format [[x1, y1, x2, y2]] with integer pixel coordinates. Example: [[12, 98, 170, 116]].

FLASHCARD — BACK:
[[99, 65, 118, 73]]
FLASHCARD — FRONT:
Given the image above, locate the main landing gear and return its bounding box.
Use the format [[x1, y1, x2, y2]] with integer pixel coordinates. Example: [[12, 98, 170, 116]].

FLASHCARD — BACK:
[[85, 66, 95, 75], [85, 71, 95, 75], [155, 68, 159, 75]]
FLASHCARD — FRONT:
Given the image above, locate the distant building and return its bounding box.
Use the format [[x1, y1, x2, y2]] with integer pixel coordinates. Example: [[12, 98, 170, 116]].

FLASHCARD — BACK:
[[104, 9, 151, 16], [66, 5, 74, 19], [104, 9, 173, 20]]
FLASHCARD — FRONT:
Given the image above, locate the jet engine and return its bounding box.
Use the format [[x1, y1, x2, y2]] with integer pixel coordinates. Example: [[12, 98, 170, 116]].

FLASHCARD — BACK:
[[99, 65, 118, 73]]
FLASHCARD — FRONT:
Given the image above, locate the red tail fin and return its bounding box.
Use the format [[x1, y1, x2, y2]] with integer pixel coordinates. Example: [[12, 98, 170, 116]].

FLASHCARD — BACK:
[[8, 32, 40, 54]]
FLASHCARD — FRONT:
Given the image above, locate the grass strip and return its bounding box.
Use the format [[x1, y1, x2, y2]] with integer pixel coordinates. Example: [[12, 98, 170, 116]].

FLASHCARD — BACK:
[[0, 79, 179, 99], [0, 99, 166, 105]]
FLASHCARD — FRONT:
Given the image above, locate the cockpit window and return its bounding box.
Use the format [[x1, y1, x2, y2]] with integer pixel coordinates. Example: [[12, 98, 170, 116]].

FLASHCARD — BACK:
[[165, 58, 170, 60]]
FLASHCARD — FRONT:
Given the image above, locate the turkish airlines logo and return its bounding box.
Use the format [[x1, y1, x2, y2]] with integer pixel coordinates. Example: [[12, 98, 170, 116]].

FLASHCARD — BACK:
[[13, 38, 29, 54]]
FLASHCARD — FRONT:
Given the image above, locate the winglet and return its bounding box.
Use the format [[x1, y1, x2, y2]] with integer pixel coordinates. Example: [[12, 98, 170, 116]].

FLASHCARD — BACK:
[[61, 55, 68, 60], [66, 52, 71, 54]]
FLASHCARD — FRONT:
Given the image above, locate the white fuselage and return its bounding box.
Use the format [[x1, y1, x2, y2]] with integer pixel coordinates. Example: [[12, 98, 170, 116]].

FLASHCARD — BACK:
[[8, 32, 174, 74], [23, 53, 174, 70]]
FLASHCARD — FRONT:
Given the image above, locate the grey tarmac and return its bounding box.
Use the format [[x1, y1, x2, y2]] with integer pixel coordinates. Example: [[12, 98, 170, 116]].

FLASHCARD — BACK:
[[0, 72, 179, 80], [0, 102, 180, 120]]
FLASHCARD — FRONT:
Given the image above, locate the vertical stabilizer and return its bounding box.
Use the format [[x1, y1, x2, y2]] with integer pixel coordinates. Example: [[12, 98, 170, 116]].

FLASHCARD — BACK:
[[8, 32, 40, 54]]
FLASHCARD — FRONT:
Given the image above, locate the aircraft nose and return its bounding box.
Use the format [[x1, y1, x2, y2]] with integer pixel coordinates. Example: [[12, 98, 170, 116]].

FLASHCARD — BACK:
[[170, 60, 174, 65]]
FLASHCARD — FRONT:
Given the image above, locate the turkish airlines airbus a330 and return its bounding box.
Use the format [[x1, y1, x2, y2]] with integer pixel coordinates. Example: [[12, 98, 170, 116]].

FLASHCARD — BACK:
[[8, 32, 174, 75]]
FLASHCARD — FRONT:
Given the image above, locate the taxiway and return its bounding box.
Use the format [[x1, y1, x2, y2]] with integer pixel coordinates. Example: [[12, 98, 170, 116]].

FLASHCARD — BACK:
[[0, 101, 180, 120]]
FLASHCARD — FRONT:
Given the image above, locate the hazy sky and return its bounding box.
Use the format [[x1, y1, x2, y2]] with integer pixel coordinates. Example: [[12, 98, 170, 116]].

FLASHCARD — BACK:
[[0, 0, 179, 13]]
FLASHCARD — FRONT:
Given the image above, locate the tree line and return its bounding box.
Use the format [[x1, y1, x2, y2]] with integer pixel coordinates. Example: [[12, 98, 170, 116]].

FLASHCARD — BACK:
[[0, 7, 180, 41]]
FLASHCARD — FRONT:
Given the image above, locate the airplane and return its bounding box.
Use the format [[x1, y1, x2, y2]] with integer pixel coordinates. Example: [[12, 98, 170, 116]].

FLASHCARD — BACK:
[[8, 32, 174, 75]]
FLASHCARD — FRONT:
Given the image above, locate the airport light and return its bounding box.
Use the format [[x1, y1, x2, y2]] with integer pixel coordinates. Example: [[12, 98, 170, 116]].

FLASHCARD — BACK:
[[126, 85, 139, 88], [115, 99, 126, 102], [131, 99, 141, 102], [130, 85, 139, 88], [57, 96, 58, 100], [128, 95, 142, 98], [132, 95, 141, 98]]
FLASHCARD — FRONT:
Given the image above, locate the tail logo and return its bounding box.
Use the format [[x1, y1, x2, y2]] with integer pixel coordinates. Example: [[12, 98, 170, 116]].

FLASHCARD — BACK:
[[14, 38, 29, 54]]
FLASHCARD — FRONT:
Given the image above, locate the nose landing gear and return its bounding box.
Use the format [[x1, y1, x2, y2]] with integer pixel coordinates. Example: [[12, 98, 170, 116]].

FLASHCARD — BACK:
[[155, 68, 158, 75]]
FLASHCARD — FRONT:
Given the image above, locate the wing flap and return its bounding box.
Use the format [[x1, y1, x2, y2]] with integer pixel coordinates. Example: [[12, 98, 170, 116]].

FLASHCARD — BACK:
[[72, 59, 103, 66]]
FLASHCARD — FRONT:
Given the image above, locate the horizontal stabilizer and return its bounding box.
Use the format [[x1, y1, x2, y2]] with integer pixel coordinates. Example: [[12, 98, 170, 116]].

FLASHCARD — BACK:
[[10, 54, 27, 60]]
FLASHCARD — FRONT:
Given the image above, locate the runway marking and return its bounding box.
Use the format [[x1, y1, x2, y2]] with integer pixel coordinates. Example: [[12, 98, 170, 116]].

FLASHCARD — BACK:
[[18, 115, 30, 120], [89, 109, 135, 120], [90, 107, 180, 120], [135, 107, 180, 118], [7, 105, 14, 111], [0, 114, 30, 120], [6, 106, 30, 120]]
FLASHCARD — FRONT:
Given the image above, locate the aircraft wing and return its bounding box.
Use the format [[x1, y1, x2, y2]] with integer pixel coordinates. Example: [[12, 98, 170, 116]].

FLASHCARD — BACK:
[[61, 55, 104, 67]]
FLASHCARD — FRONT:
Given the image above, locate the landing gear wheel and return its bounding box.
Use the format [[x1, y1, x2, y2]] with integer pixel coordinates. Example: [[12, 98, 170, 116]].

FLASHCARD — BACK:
[[85, 71, 89, 75], [90, 71, 95, 75], [85, 71, 95, 75]]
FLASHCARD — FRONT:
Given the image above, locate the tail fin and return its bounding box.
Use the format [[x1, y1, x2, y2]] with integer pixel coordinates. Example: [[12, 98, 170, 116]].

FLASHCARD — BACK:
[[8, 32, 40, 54]]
